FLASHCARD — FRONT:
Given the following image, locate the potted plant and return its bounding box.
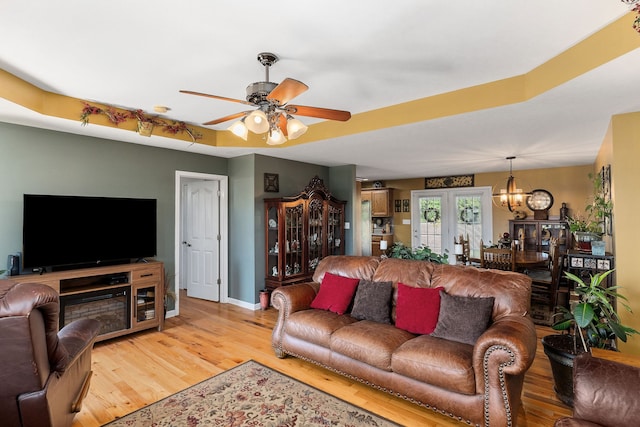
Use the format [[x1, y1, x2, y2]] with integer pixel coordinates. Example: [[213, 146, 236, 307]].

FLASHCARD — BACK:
[[387, 242, 449, 264], [542, 269, 638, 405], [567, 172, 613, 251]]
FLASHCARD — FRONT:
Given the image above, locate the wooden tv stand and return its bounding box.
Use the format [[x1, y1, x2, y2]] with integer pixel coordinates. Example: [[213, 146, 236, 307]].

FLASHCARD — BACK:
[[7, 261, 164, 342]]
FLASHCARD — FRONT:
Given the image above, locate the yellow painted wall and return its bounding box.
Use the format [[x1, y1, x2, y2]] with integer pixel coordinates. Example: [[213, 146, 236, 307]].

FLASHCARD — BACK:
[[609, 112, 640, 355], [366, 166, 593, 247], [474, 166, 593, 242]]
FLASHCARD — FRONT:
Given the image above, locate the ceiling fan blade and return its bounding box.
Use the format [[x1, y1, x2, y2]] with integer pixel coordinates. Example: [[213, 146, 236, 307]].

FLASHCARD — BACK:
[[203, 111, 248, 126], [267, 78, 308, 105], [180, 90, 254, 106], [278, 114, 288, 137], [286, 105, 351, 122]]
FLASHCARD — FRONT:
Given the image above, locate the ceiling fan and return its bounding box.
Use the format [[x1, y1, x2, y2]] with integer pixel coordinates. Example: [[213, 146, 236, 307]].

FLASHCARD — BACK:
[[180, 52, 351, 145]]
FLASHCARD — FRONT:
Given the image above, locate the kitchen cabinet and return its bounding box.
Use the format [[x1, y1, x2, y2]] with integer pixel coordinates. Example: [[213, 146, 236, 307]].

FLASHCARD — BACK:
[[363, 188, 393, 217]]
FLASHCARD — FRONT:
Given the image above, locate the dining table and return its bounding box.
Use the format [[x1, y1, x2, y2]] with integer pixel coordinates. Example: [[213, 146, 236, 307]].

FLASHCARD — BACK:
[[468, 250, 548, 269]]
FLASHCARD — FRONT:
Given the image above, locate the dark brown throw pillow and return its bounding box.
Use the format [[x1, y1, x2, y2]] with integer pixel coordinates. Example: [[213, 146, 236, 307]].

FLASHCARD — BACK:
[[350, 280, 393, 324], [431, 291, 495, 345]]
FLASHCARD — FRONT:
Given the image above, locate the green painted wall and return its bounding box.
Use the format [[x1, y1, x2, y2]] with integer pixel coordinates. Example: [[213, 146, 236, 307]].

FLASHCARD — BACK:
[[0, 123, 358, 307], [228, 154, 257, 303], [0, 122, 226, 286], [329, 165, 357, 255], [253, 155, 329, 302]]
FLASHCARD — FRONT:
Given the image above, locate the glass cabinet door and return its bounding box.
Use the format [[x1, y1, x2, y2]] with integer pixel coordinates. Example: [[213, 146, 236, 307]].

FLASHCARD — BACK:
[[511, 221, 538, 251], [135, 285, 156, 323], [541, 222, 570, 253], [284, 202, 304, 278], [308, 198, 324, 272], [327, 202, 344, 256], [266, 204, 279, 278]]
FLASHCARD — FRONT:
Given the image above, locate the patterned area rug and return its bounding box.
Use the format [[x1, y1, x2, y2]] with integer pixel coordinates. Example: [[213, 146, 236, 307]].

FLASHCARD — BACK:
[[103, 360, 400, 426]]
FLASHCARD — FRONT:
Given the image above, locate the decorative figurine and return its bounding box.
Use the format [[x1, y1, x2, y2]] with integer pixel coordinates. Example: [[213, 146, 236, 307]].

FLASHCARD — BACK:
[[560, 202, 569, 220]]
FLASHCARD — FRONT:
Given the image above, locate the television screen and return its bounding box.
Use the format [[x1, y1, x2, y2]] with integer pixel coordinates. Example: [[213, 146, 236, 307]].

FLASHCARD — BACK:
[[23, 194, 157, 270]]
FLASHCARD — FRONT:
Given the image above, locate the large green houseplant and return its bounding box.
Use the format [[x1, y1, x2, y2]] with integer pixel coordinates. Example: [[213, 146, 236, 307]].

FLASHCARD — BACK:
[[542, 269, 638, 405], [567, 172, 613, 249], [387, 242, 449, 264], [552, 269, 637, 351]]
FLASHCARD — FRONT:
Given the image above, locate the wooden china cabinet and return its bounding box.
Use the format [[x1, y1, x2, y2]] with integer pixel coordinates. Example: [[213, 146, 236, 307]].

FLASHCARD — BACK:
[[264, 176, 346, 290], [509, 219, 572, 254]]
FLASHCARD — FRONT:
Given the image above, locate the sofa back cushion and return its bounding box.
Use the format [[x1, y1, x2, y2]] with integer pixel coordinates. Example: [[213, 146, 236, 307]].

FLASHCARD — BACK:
[[429, 264, 531, 321], [313, 256, 380, 283], [373, 259, 531, 322]]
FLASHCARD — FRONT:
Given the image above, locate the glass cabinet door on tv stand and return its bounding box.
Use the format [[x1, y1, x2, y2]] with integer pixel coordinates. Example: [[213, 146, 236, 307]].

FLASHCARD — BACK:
[[264, 176, 346, 291]]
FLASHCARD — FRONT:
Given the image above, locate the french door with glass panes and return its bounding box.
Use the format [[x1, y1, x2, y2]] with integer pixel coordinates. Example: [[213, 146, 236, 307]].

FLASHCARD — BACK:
[[411, 187, 493, 263]]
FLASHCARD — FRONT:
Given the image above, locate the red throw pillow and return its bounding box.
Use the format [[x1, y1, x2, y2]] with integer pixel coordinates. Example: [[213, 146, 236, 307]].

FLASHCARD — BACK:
[[310, 272, 360, 314], [395, 283, 444, 334]]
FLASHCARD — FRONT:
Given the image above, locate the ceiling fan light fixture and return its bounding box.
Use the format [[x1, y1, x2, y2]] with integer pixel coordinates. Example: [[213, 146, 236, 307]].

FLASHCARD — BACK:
[[266, 127, 287, 145], [245, 109, 269, 134], [227, 119, 248, 141], [286, 115, 308, 139]]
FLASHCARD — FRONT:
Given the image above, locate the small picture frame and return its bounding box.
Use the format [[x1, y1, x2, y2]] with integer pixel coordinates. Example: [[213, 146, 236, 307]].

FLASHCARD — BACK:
[[264, 173, 279, 193], [394, 199, 401, 212], [402, 199, 410, 212]]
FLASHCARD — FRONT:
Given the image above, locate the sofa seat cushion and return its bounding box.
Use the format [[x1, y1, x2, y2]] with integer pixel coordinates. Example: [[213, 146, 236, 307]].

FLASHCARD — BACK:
[[392, 335, 476, 395], [330, 320, 416, 371], [286, 310, 358, 348]]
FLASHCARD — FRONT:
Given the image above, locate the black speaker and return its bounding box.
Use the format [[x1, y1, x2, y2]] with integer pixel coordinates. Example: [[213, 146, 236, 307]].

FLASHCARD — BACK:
[[7, 253, 20, 276]]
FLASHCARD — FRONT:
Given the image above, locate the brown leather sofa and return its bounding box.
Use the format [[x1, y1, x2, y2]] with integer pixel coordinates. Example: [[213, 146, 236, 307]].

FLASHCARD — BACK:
[[0, 280, 101, 427], [271, 256, 537, 427], [554, 353, 640, 427]]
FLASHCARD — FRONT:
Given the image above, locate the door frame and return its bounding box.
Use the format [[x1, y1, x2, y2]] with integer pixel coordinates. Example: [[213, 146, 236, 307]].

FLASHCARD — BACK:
[[173, 171, 229, 317]]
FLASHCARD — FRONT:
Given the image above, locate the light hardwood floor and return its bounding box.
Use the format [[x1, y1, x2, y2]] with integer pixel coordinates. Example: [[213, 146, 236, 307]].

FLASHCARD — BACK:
[[73, 291, 572, 426]]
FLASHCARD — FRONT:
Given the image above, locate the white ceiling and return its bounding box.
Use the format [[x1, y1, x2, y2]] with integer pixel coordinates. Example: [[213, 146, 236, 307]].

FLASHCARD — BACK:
[[1, 1, 639, 181]]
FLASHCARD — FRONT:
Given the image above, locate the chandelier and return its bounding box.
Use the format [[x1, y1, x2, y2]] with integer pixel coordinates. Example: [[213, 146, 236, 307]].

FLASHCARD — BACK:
[[493, 156, 531, 212]]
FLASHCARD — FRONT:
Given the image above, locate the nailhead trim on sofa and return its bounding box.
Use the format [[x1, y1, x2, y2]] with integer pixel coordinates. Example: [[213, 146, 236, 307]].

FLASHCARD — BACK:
[[279, 347, 481, 427], [483, 344, 516, 427]]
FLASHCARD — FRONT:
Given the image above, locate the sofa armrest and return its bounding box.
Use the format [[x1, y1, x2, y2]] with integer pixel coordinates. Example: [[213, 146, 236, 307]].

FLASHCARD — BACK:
[[57, 318, 101, 372], [558, 353, 640, 427], [473, 315, 537, 376], [472, 314, 537, 425], [271, 282, 319, 357], [271, 282, 319, 315]]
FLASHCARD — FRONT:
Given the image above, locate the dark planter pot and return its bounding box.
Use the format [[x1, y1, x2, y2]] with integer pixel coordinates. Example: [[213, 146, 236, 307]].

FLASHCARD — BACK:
[[541, 334, 587, 407]]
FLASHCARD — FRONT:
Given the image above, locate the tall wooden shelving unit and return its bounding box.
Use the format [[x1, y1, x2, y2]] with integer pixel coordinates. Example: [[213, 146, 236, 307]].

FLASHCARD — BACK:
[[264, 176, 346, 290]]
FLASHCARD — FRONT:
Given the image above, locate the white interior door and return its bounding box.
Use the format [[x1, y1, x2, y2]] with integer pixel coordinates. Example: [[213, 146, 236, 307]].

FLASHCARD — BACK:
[[185, 180, 220, 301]]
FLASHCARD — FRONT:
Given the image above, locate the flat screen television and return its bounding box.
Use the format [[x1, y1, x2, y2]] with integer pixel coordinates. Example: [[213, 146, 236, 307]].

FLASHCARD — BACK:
[[23, 194, 157, 271]]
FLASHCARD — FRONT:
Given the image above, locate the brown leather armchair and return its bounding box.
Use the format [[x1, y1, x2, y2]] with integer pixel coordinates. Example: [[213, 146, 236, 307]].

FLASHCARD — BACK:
[[0, 280, 101, 427], [554, 352, 640, 427]]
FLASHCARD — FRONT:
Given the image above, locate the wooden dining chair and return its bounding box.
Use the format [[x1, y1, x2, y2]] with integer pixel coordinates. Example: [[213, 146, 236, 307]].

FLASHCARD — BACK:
[[480, 240, 516, 271], [528, 237, 563, 310]]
